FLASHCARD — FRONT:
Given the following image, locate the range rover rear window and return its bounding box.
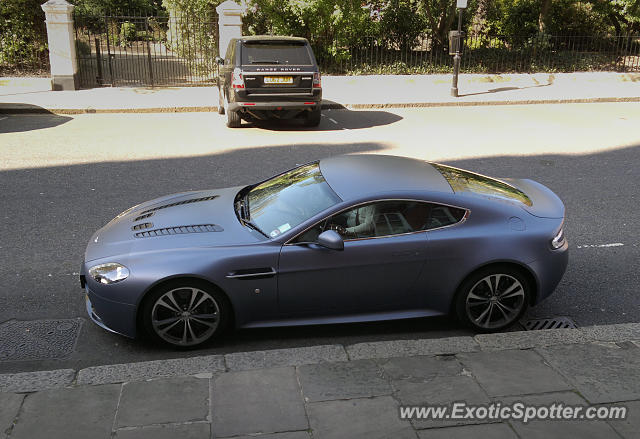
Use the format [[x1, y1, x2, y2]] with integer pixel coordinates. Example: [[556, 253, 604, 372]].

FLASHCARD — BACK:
[[432, 163, 533, 207], [241, 42, 312, 66]]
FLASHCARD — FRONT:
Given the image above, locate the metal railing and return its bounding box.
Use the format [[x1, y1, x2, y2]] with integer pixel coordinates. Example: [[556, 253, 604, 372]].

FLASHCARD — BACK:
[[74, 12, 219, 88], [311, 33, 640, 75]]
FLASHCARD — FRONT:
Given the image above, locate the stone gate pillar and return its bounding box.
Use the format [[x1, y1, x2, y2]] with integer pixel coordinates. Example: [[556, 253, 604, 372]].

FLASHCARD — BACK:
[[41, 0, 78, 90], [216, 1, 246, 59]]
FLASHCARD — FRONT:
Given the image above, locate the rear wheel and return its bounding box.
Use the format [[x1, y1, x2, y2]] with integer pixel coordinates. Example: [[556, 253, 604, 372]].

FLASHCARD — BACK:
[[454, 266, 530, 332], [142, 280, 229, 348], [226, 107, 241, 128], [303, 108, 321, 127]]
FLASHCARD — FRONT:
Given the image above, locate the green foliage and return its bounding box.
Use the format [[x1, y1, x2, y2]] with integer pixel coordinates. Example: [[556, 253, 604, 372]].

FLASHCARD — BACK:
[[120, 21, 137, 45], [71, 0, 164, 17], [0, 0, 48, 73]]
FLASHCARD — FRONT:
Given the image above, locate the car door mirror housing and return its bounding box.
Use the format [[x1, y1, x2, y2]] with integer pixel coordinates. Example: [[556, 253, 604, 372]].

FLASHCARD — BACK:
[[316, 230, 344, 251]]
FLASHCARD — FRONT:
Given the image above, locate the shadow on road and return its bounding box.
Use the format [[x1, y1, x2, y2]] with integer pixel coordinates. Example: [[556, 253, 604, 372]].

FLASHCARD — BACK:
[[0, 106, 72, 133]]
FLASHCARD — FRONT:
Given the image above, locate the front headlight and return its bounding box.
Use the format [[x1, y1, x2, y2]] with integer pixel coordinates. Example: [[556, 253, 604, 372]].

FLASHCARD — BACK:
[[88, 263, 130, 284], [551, 227, 566, 249]]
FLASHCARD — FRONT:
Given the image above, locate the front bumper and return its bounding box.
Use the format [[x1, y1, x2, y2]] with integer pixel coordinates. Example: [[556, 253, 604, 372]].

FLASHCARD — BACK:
[[84, 284, 137, 338]]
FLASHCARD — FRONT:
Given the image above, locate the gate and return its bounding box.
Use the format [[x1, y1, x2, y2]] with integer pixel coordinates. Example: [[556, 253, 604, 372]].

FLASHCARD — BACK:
[[74, 13, 219, 88]]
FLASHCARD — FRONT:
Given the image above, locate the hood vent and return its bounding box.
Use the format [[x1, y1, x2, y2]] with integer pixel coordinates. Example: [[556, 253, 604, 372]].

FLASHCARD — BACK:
[[134, 224, 223, 238], [132, 222, 153, 231], [139, 195, 219, 216], [134, 212, 154, 222]]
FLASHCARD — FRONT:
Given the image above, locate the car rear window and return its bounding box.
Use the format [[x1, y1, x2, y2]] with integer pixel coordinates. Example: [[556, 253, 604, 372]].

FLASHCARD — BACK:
[[432, 163, 533, 206], [241, 42, 312, 65]]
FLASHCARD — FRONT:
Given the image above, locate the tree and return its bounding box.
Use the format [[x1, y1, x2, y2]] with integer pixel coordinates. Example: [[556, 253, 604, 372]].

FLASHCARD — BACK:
[[0, 0, 48, 72]]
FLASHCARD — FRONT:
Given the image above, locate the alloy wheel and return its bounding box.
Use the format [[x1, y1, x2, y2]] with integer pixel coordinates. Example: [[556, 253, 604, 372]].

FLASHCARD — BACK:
[[465, 274, 526, 330], [150, 287, 220, 347]]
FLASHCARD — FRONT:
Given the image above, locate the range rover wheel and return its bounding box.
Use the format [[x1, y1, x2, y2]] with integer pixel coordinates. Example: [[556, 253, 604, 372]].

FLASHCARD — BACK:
[[303, 108, 321, 127], [226, 107, 241, 128], [142, 281, 229, 348], [455, 266, 530, 332]]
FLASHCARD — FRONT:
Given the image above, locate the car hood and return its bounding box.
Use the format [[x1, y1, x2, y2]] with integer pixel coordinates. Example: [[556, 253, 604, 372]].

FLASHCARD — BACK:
[[85, 186, 262, 262]]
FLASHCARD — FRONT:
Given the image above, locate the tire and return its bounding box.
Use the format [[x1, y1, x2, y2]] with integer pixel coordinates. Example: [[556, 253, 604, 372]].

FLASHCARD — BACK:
[[142, 280, 230, 349], [226, 107, 241, 128], [303, 108, 321, 127], [454, 265, 530, 333]]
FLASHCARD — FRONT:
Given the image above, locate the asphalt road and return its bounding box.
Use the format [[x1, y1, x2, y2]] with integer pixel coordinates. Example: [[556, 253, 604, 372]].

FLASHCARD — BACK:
[[0, 103, 639, 373]]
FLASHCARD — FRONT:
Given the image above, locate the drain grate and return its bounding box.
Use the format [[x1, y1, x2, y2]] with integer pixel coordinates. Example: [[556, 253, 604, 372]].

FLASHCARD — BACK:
[[0, 319, 83, 362], [521, 316, 578, 331]]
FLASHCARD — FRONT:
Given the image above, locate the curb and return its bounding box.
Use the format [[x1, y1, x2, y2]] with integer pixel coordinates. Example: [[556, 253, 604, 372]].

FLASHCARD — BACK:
[[1, 322, 638, 394], [2, 96, 640, 115]]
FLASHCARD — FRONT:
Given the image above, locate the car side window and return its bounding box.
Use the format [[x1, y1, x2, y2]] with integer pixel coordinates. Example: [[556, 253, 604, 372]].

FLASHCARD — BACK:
[[425, 204, 466, 229], [291, 201, 467, 244]]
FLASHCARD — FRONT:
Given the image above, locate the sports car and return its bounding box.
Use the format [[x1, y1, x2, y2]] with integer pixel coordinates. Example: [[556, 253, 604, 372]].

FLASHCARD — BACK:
[[81, 154, 568, 348]]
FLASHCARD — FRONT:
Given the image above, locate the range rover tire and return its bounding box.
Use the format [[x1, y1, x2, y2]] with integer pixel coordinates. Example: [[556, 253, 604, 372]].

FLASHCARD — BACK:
[[226, 108, 241, 128], [303, 108, 321, 127]]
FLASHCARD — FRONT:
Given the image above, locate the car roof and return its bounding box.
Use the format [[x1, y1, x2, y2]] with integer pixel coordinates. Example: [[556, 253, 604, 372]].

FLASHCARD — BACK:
[[238, 35, 309, 44], [319, 155, 453, 201]]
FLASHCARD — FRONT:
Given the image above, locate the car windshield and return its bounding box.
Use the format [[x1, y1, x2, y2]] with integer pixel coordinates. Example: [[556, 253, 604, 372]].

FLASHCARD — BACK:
[[242, 42, 312, 65], [432, 163, 533, 206], [247, 162, 341, 238]]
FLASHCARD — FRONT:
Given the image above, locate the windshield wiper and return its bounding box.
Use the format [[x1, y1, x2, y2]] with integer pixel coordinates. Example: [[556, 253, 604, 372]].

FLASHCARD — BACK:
[[236, 192, 268, 238]]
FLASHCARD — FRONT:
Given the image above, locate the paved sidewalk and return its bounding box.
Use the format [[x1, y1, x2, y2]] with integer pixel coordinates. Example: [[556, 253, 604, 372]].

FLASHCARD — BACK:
[[1, 72, 640, 114], [1, 323, 638, 438]]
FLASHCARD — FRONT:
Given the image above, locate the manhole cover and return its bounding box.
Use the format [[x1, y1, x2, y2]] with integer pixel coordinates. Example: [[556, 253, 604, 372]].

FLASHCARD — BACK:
[[520, 316, 578, 331], [0, 319, 82, 361]]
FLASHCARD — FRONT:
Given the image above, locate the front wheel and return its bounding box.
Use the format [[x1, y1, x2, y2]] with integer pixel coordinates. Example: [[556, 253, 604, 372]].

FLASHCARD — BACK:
[[454, 266, 530, 332], [142, 281, 229, 348]]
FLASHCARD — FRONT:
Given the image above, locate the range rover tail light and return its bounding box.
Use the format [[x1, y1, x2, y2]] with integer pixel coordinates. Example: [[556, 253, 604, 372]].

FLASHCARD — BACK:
[[313, 72, 321, 88], [232, 68, 245, 89]]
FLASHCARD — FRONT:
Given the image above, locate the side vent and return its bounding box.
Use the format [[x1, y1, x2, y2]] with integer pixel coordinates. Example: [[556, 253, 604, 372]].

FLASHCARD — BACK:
[[134, 212, 154, 222], [139, 195, 218, 215], [135, 224, 223, 238], [132, 222, 153, 231]]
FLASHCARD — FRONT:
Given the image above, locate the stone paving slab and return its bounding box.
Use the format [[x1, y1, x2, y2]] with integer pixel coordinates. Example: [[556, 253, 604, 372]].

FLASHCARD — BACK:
[[501, 391, 621, 439], [377, 355, 463, 381], [0, 369, 75, 393], [10, 384, 121, 439], [457, 349, 572, 397], [0, 392, 24, 439], [416, 423, 519, 439], [77, 355, 225, 385], [116, 376, 209, 428], [347, 336, 479, 360], [536, 342, 640, 404], [298, 359, 391, 402], [114, 423, 210, 439], [224, 344, 348, 371], [307, 396, 417, 439], [211, 367, 308, 437], [393, 375, 491, 429], [605, 400, 640, 439]]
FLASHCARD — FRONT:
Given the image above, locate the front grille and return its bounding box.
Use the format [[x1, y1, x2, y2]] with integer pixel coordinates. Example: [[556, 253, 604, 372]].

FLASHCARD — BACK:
[[134, 224, 223, 238], [139, 195, 218, 215]]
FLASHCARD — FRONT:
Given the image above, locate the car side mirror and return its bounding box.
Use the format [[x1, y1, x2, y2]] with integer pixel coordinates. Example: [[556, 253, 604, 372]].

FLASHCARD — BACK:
[[316, 230, 344, 251], [215, 56, 224, 65]]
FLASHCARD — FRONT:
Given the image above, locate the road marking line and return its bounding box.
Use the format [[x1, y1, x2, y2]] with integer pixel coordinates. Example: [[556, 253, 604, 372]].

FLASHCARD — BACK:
[[576, 243, 624, 249], [328, 117, 338, 125], [0, 117, 7, 121]]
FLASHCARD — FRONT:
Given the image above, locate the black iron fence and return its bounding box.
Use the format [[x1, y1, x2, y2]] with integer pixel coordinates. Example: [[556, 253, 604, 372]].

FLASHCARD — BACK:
[[74, 12, 219, 88], [312, 33, 640, 75]]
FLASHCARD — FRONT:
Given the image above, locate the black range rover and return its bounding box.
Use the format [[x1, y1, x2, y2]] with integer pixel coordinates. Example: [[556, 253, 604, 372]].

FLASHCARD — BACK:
[[216, 36, 322, 128]]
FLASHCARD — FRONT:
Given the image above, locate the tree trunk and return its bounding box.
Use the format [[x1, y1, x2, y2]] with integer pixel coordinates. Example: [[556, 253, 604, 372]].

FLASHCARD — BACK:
[[538, 0, 552, 33]]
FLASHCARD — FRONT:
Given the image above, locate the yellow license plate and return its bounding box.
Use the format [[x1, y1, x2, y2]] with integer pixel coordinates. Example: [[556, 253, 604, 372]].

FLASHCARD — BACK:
[[264, 76, 293, 84]]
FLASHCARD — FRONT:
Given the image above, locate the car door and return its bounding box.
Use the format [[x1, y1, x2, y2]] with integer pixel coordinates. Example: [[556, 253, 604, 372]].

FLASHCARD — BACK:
[[276, 200, 433, 316]]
